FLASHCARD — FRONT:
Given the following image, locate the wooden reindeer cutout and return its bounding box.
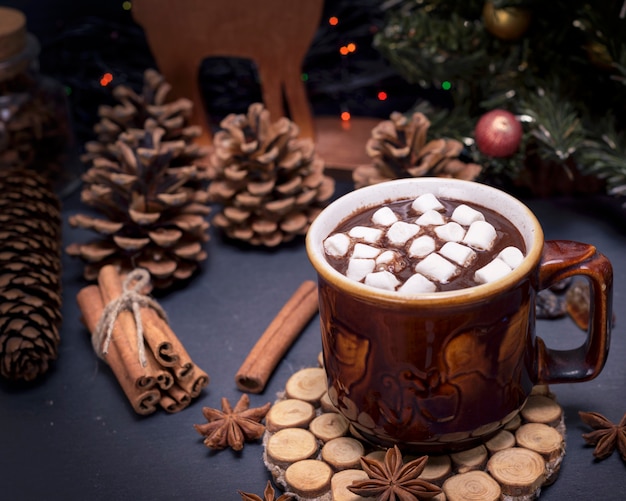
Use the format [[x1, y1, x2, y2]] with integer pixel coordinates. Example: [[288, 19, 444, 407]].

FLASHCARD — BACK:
[[132, 0, 323, 146]]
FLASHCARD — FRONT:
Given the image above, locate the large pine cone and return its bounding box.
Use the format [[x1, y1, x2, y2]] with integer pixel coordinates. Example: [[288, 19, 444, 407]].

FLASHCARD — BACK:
[[0, 169, 62, 382], [82, 68, 208, 168], [208, 103, 335, 246], [67, 120, 211, 289], [353, 111, 482, 188]]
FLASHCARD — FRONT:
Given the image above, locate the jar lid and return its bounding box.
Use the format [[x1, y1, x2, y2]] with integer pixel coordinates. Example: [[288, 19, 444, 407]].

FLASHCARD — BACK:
[[0, 7, 27, 61]]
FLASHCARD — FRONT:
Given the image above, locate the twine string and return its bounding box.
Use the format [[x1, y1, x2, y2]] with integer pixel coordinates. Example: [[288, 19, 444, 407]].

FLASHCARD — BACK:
[[93, 268, 167, 367]]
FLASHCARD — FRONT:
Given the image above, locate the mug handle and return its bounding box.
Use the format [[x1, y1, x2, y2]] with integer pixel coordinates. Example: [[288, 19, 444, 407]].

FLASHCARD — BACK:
[[535, 240, 613, 384]]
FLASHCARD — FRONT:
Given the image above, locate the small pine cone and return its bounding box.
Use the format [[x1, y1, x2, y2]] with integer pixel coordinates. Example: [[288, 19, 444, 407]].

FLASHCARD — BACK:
[[208, 103, 335, 246], [353, 111, 482, 188], [0, 169, 62, 382], [67, 120, 211, 289], [83, 68, 208, 169]]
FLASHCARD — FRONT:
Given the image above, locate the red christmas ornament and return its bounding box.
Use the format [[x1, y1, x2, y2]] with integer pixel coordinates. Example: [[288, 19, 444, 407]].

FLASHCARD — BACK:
[[474, 109, 522, 158]]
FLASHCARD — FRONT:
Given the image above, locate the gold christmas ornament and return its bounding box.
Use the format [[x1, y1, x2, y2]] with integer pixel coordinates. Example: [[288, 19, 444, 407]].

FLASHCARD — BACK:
[[208, 103, 335, 247], [482, 1, 531, 41], [353, 111, 482, 189], [67, 119, 211, 289]]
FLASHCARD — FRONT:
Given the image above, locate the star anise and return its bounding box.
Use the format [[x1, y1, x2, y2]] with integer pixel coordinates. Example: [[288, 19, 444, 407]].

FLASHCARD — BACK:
[[194, 393, 271, 451], [348, 445, 442, 501], [238, 480, 294, 501], [579, 410, 626, 461]]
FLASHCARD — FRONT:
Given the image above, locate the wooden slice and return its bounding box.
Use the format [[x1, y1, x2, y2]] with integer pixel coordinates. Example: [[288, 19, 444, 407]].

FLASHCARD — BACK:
[[515, 423, 564, 462], [485, 430, 516, 454], [450, 445, 488, 473], [265, 398, 316, 432], [320, 391, 338, 413], [285, 367, 327, 404], [330, 469, 369, 501], [530, 384, 554, 398], [443, 470, 501, 501], [309, 412, 350, 442], [266, 428, 318, 467], [284, 459, 333, 498], [520, 395, 562, 427], [487, 447, 545, 497], [503, 412, 522, 432], [419, 454, 453, 484], [365, 449, 386, 462], [321, 437, 365, 471]]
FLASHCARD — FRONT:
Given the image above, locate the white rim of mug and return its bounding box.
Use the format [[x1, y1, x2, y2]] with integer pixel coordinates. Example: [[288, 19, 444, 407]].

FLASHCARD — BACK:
[[306, 178, 544, 306]]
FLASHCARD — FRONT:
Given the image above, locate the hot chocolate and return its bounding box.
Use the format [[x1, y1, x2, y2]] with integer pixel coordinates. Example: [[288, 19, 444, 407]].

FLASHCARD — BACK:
[[323, 193, 526, 293]]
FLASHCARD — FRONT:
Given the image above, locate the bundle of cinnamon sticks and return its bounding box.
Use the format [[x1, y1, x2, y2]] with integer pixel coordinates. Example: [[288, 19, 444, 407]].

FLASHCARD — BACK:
[[76, 265, 209, 415]]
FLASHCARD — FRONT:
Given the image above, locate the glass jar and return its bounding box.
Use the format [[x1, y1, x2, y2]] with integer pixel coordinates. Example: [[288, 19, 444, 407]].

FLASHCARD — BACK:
[[0, 6, 78, 197]]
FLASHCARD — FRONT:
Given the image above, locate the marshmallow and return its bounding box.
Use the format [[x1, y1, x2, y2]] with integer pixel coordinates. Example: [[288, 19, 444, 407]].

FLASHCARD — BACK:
[[416, 210, 445, 226], [349, 225, 383, 244], [375, 250, 406, 273], [463, 220, 497, 251], [386, 221, 421, 246], [365, 270, 401, 291], [398, 273, 437, 294], [371, 206, 398, 226], [352, 243, 382, 259], [474, 258, 512, 284], [324, 233, 351, 257], [434, 222, 466, 242], [412, 193, 445, 213], [451, 204, 485, 226], [414, 253, 459, 283], [346, 258, 376, 282], [439, 242, 476, 267], [408, 235, 436, 258], [497, 246, 524, 269]]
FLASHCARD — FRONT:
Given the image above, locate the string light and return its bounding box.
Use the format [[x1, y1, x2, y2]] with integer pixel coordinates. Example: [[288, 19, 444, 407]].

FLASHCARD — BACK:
[[340, 43, 357, 56], [122, 1, 132, 11], [442, 81, 452, 90], [301, 72, 309, 82], [329, 16, 339, 26], [377, 91, 388, 101], [340, 111, 351, 121], [100, 72, 113, 86]]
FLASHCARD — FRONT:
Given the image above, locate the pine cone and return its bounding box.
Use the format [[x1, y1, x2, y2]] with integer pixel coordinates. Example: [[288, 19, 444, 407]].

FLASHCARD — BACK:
[[82, 68, 208, 169], [208, 103, 335, 246], [67, 120, 211, 289], [353, 111, 482, 188], [0, 169, 62, 382]]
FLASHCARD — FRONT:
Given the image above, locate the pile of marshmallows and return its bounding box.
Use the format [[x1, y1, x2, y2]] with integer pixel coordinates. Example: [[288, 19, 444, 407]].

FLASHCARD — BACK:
[[323, 193, 525, 294]]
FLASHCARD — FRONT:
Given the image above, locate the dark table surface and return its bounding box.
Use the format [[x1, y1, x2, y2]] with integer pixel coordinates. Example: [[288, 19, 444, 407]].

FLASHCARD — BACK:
[[1, 180, 625, 500]]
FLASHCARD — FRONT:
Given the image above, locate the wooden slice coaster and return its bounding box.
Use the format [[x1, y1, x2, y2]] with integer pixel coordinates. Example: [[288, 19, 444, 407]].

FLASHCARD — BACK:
[[285, 460, 333, 498], [266, 398, 317, 432], [310, 413, 350, 442], [263, 363, 567, 500]]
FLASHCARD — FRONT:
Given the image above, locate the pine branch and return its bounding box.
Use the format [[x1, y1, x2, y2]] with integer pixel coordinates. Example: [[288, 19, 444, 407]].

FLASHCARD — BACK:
[[518, 88, 586, 162], [577, 120, 626, 197]]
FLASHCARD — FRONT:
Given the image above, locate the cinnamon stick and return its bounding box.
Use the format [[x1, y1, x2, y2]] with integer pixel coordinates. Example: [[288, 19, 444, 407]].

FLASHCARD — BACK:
[[140, 307, 196, 380], [98, 265, 161, 377], [177, 364, 210, 398], [77, 265, 210, 415], [235, 280, 319, 393], [76, 285, 160, 415]]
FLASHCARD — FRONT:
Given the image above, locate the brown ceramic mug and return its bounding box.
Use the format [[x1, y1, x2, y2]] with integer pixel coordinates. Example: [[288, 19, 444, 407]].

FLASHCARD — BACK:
[[306, 178, 612, 453]]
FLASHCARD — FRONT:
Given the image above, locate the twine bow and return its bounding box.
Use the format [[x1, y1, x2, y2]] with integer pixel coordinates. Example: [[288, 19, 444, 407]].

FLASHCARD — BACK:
[[93, 268, 167, 367]]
